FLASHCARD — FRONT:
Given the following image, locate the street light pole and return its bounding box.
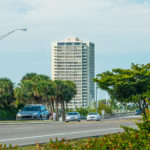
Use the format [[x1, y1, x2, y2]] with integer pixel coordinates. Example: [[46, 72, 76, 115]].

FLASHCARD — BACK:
[[96, 83, 98, 113], [0, 28, 27, 40]]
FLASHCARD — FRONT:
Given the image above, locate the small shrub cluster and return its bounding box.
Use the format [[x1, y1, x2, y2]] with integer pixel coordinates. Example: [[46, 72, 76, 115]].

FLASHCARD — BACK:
[[0, 144, 18, 150]]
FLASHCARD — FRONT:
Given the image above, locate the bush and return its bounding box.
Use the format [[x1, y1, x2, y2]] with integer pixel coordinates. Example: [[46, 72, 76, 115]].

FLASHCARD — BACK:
[[97, 100, 113, 115], [75, 107, 88, 116], [0, 105, 18, 120]]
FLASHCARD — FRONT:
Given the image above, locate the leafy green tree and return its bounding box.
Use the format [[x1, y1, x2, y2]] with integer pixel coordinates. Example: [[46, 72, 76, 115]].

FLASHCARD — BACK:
[[85, 102, 97, 114], [21, 73, 38, 81], [15, 79, 42, 104], [0, 78, 14, 107], [66, 108, 74, 113], [109, 99, 118, 110], [94, 63, 150, 117], [61, 81, 76, 109], [75, 107, 88, 116], [54, 80, 76, 121], [15, 73, 77, 121], [15, 73, 55, 115], [97, 100, 112, 114], [36, 79, 55, 116], [64, 81, 76, 119], [53, 80, 63, 121]]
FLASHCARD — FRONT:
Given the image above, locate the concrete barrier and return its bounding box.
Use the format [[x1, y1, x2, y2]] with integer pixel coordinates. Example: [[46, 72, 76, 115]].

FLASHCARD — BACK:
[[102, 112, 135, 119]]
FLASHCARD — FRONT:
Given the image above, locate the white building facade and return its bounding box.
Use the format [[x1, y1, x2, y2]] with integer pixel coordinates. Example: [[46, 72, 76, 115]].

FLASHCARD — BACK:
[[52, 37, 95, 108]]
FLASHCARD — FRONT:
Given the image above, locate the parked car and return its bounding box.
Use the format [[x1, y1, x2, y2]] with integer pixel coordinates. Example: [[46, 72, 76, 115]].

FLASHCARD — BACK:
[[135, 109, 142, 115], [87, 113, 101, 121], [16, 104, 50, 120], [65, 112, 80, 122]]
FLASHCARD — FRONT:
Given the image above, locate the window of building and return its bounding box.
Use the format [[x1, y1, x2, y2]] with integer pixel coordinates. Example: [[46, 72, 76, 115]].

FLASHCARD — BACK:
[[74, 43, 81, 45], [66, 42, 73, 45], [58, 42, 65, 45]]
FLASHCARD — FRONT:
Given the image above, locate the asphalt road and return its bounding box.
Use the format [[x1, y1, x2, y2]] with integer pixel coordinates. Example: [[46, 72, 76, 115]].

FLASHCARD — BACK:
[[0, 117, 139, 146]]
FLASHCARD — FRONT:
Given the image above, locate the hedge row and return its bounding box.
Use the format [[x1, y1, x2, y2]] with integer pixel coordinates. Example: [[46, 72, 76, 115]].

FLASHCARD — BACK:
[[0, 107, 18, 120], [0, 130, 150, 150]]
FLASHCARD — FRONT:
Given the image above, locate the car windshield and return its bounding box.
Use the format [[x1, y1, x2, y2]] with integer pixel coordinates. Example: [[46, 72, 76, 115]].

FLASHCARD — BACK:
[[22, 106, 41, 111], [68, 112, 78, 115], [88, 113, 97, 115]]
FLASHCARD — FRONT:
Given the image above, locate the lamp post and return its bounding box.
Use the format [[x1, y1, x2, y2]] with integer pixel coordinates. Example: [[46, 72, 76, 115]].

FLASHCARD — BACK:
[[0, 28, 27, 40], [96, 83, 98, 113]]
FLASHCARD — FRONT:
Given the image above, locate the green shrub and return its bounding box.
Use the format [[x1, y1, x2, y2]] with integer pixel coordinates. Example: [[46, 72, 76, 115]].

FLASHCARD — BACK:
[[0, 106, 18, 120], [75, 107, 89, 116]]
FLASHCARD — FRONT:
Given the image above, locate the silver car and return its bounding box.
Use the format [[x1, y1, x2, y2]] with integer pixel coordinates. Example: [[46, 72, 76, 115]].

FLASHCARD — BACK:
[[65, 112, 80, 122], [87, 113, 101, 121], [16, 104, 50, 120]]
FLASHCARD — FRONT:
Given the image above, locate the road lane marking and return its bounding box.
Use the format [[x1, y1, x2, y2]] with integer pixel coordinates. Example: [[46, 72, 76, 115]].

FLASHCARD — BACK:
[[65, 124, 81, 126], [0, 126, 136, 142], [16, 127, 32, 130]]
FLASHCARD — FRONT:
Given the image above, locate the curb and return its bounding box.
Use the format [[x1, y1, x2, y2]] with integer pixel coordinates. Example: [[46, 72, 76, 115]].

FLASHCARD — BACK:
[[0, 121, 61, 125]]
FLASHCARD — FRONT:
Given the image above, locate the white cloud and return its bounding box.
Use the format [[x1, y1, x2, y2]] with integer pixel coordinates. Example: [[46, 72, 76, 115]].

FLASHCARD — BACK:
[[1, 0, 150, 31], [0, 0, 150, 53]]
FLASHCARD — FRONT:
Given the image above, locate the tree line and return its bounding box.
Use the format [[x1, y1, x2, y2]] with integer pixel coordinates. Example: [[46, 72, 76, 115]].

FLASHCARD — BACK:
[[1, 63, 150, 120], [94, 63, 150, 118], [0, 73, 76, 121]]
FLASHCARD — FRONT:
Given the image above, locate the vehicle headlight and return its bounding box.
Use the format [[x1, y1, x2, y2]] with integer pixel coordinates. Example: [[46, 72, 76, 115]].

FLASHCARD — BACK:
[[66, 116, 70, 119], [17, 113, 21, 117], [33, 112, 38, 115]]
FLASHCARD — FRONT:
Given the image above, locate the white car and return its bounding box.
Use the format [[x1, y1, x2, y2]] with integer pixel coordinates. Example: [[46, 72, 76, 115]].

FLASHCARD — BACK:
[[87, 113, 101, 121], [65, 112, 80, 122]]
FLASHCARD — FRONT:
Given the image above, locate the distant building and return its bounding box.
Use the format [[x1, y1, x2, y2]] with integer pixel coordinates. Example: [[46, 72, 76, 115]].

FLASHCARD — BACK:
[[52, 37, 95, 108]]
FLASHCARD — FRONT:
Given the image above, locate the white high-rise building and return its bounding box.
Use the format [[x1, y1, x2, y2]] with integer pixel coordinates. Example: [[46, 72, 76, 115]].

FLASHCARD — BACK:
[[52, 37, 95, 108]]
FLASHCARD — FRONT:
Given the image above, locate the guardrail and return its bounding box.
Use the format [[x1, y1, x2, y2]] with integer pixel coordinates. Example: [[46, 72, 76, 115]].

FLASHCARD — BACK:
[[102, 112, 135, 119]]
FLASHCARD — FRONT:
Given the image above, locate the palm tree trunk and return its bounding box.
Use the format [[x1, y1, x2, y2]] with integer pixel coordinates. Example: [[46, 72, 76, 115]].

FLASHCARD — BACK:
[[62, 100, 65, 121], [52, 98, 55, 112], [48, 100, 53, 119], [66, 102, 68, 110], [55, 98, 59, 121]]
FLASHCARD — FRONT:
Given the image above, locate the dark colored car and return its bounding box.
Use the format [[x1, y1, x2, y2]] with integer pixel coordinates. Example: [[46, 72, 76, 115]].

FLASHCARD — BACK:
[[16, 104, 50, 120], [135, 109, 141, 115]]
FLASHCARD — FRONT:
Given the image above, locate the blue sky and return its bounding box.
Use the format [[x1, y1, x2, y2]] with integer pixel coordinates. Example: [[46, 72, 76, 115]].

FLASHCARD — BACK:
[[0, 0, 150, 99]]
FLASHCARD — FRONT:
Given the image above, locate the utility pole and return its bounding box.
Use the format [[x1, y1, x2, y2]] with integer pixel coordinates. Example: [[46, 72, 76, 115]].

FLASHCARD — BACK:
[[96, 83, 98, 113]]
